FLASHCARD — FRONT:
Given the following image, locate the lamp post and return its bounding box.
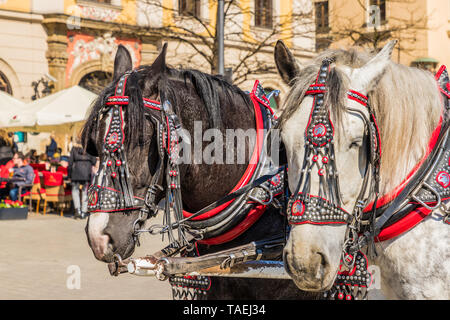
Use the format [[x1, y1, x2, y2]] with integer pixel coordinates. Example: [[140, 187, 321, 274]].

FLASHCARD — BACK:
[[217, 0, 225, 76]]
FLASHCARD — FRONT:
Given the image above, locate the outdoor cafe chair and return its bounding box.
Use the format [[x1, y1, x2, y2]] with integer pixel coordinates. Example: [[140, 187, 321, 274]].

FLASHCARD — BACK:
[[22, 170, 44, 214], [41, 171, 72, 216], [56, 166, 68, 176], [17, 171, 35, 205], [30, 163, 46, 171]]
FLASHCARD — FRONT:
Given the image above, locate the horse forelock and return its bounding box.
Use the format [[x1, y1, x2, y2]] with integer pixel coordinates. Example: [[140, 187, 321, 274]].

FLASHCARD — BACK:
[[81, 70, 146, 152], [280, 47, 442, 198]]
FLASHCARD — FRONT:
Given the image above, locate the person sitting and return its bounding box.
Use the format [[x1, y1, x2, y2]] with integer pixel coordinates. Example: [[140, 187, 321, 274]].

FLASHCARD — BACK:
[[25, 149, 38, 164], [57, 156, 69, 176], [0, 131, 14, 166], [9, 152, 34, 201], [38, 153, 50, 171]]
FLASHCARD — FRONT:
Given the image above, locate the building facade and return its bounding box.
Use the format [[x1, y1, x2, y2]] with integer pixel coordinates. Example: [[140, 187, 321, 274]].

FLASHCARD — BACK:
[[0, 0, 315, 103], [313, 0, 449, 70]]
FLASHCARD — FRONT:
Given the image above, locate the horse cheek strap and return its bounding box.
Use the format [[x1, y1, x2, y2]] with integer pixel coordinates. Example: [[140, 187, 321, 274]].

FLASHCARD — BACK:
[[285, 59, 379, 300], [88, 73, 140, 212]]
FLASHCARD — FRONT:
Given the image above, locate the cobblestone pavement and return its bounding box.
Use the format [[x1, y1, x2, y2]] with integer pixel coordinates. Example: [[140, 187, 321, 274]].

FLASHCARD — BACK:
[[0, 211, 172, 300], [0, 210, 385, 300]]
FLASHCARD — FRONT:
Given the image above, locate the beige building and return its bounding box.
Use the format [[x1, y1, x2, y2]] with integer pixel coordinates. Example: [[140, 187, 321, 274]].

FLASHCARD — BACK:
[[0, 6, 48, 101], [0, 0, 315, 103], [0, 0, 315, 154], [314, 0, 449, 70]]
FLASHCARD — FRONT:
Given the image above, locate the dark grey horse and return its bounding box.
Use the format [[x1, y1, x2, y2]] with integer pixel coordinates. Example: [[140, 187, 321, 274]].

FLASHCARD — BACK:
[[81, 44, 317, 299]]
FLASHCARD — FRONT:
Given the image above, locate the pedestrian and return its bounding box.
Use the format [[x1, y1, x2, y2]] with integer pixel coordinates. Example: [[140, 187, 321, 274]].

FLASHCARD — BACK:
[[45, 134, 58, 159], [7, 132, 18, 153], [0, 144, 13, 166], [9, 152, 34, 201], [68, 139, 96, 219], [0, 131, 14, 166]]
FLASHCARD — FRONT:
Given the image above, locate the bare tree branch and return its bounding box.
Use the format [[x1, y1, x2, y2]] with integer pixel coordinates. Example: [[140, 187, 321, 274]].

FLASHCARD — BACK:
[[138, 0, 314, 81]]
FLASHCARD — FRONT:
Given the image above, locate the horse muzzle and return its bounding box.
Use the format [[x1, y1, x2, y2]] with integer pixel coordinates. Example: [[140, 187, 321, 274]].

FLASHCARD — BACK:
[[85, 210, 138, 263], [283, 225, 342, 292]]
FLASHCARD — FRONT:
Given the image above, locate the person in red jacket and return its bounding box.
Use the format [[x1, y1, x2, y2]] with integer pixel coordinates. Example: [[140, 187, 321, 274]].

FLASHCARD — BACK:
[[0, 159, 14, 199]]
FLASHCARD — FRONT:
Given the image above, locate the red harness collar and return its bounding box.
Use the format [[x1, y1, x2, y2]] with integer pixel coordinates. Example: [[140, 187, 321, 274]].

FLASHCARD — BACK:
[[364, 65, 449, 242], [194, 80, 272, 245]]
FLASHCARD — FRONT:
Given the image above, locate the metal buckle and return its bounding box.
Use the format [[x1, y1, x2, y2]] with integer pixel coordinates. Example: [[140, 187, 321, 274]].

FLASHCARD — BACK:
[[411, 182, 442, 211], [247, 184, 273, 206]]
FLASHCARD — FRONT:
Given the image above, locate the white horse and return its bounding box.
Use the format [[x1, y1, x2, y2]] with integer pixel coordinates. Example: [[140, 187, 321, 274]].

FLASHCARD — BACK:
[[275, 40, 449, 299]]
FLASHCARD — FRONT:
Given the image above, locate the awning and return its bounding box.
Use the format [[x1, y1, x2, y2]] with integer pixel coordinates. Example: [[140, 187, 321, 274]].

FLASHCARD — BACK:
[[0, 86, 97, 129], [31, 85, 97, 126], [0, 91, 30, 127]]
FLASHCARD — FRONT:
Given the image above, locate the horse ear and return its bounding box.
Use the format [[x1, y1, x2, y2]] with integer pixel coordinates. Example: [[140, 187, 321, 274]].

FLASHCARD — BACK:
[[113, 44, 133, 81], [353, 40, 398, 92], [274, 40, 301, 86], [150, 43, 168, 74]]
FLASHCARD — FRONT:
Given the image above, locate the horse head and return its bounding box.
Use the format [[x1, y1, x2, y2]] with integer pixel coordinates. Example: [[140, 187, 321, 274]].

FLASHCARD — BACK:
[[82, 44, 173, 262], [82, 42, 254, 264], [275, 40, 397, 292]]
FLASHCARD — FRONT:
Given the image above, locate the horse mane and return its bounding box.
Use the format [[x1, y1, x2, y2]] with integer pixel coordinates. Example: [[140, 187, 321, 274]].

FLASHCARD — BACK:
[[164, 68, 252, 128], [280, 47, 442, 196], [81, 66, 252, 150]]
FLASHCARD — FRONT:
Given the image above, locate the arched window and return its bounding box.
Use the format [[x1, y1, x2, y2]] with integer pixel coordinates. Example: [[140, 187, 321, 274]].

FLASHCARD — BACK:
[[0, 71, 12, 95], [79, 71, 112, 94]]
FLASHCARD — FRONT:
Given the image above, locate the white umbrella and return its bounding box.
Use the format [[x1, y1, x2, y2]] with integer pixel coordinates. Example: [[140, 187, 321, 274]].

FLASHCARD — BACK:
[[2, 86, 98, 129], [32, 85, 98, 126], [0, 91, 30, 127]]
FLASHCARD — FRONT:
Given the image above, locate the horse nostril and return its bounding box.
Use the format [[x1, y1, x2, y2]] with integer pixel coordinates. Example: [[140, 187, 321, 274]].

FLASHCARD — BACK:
[[91, 233, 111, 261], [313, 252, 328, 280]]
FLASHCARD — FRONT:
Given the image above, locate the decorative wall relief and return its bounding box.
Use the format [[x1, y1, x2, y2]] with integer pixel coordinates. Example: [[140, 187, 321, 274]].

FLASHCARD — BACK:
[[66, 32, 141, 85]]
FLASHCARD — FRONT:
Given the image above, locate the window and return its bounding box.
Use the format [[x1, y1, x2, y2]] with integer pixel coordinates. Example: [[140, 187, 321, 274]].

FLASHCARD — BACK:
[[315, 1, 329, 33], [255, 0, 273, 29], [179, 0, 201, 18], [0, 71, 12, 95], [79, 71, 112, 94], [369, 0, 386, 24]]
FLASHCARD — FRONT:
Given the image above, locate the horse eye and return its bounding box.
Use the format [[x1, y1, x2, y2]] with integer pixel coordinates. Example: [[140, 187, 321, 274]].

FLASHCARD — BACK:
[[349, 139, 363, 149]]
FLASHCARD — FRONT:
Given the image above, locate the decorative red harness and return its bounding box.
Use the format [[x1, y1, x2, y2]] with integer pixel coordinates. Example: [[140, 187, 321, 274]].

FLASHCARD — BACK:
[[364, 65, 450, 242], [195, 80, 276, 245]]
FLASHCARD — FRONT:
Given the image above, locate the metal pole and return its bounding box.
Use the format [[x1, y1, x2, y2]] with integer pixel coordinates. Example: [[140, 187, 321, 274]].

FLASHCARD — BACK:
[[217, 0, 225, 75]]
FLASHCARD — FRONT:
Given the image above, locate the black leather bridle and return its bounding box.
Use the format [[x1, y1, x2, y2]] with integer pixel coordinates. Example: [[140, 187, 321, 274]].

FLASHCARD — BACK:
[[286, 59, 382, 266], [87, 70, 185, 245]]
